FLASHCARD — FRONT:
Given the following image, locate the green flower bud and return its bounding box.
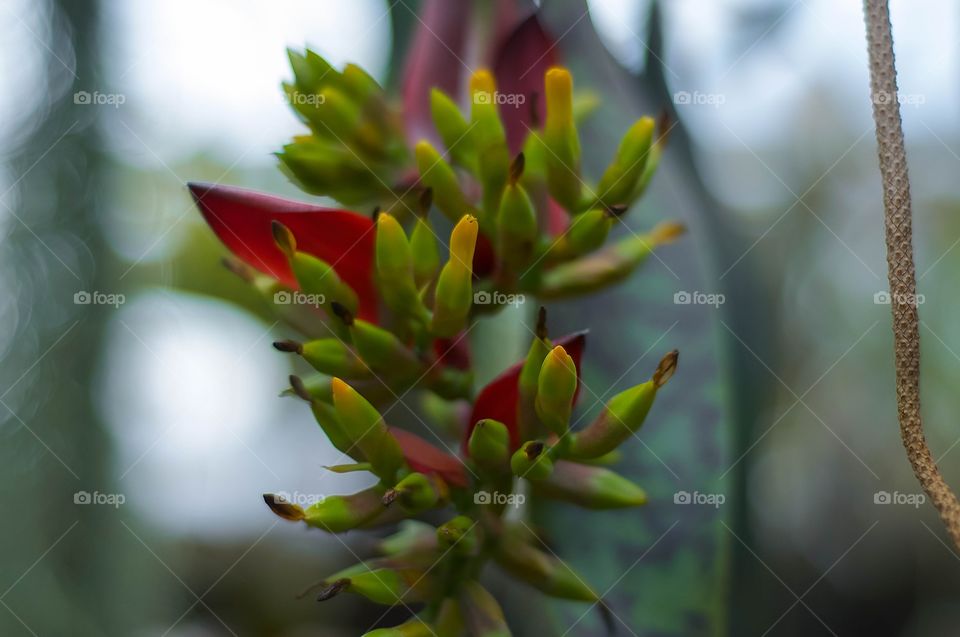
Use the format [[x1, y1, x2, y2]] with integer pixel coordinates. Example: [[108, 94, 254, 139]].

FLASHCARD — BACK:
[[517, 308, 552, 441], [278, 139, 390, 205], [535, 346, 577, 436], [318, 564, 440, 605], [341, 63, 382, 102], [274, 338, 370, 379], [539, 220, 685, 298], [378, 520, 439, 558], [415, 141, 472, 224], [287, 375, 358, 459], [631, 112, 671, 201], [263, 488, 386, 532], [430, 88, 477, 170], [331, 302, 422, 380], [437, 515, 478, 555], [497, 154, 538, 272], [544, 67, 582, 211], [272, 221, 360, 318], [434, 598, 465, 637], [363, 619, 434, 637], [331, 378, 406, 482], [550, 207, 617, 260], [431, 215, 478, 337], [469, 70, 510, 222], [287, 48, 335, 95], [567, 350, 677, 459], [493, 527, 599, 602], [594, 116, 655, 206], [460, 581, 511, 637], [410, 206, 440, 288], [468, 419, 511, 471], [532, 461, 647, 509], [383, 472, 447, 514], [510, 441, 554, 481], [376, 212, 429, 322]]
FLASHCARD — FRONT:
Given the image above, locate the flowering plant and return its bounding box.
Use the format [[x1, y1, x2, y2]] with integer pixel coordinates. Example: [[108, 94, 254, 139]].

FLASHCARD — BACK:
[[189, 12, 682, 636]]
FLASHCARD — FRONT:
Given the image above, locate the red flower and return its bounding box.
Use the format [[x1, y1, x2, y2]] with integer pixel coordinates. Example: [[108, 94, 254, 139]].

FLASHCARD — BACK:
[[188, 183, 379, 321], [390, 427, 468, 488], [466, 330, 587, 451]]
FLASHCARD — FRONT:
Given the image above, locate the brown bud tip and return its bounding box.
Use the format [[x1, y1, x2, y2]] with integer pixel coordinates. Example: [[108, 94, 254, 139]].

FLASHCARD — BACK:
[[606, 204, 629, 218], [330, 301, 355, 326], [529, 91, 541, 128], [418, 187, 434, 215], [263, 494, 305, 521], [273, 339, 303, 354], [381, 489, 399, 507], [221, 256, 254, 283], [536, 306, 548, 340], [316, 578, 350, 602], [653, 350, 678, 388], [271, 220, 296, 256], [509, 153, 526, 184], [656, 109, 673, 148], [289, 375, 312, 401], [525, 441, 545, 460], [371, 205, 382, 221]]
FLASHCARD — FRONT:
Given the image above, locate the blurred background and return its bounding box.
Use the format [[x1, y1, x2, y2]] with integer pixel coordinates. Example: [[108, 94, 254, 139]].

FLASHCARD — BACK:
[[2, 0, 959, 635]]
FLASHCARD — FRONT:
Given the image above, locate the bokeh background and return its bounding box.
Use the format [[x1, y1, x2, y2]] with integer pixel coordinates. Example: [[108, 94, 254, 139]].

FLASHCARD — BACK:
[[2, 0, 960, 635]]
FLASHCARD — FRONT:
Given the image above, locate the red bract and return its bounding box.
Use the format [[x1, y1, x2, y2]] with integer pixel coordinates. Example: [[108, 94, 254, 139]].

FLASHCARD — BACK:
[[466, 331, 587, 451], [389, 426, 469, 488], [188, 183, 379, 321]]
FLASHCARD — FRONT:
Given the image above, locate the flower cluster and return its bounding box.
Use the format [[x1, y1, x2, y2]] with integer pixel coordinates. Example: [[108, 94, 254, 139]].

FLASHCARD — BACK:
[[189, 20, 683, 637]]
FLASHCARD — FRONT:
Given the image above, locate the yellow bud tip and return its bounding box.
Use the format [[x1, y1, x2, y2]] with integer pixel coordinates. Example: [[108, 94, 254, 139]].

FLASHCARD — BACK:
[[548, 345, 575, 372], [415, 140, 438, 163], [470, 68, 497, 96], [330, 377, 353, 405], [450, 214, 479, 267], [271, 220, 296, 256], [650, 220, 686, 245], [377, 211, 401, 233], [545, 67, 573, 127], [653, 350, 678, 388]]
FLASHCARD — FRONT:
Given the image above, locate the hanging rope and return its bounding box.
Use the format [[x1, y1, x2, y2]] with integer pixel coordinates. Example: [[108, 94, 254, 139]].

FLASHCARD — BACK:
[[863, 0, 960, 549]]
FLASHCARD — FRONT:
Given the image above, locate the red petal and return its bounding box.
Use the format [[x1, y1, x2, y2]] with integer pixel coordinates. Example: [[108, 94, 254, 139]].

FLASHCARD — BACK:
[[389, 427, 469, 488], [188, 183, 379, 321], [473, 233, 497, 279], [433, 335, 471, 371], [465, 330, 587, 451], [401, 0, 471, 146], [546, 196, 569, 236], [493, 14, 559, 154]]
